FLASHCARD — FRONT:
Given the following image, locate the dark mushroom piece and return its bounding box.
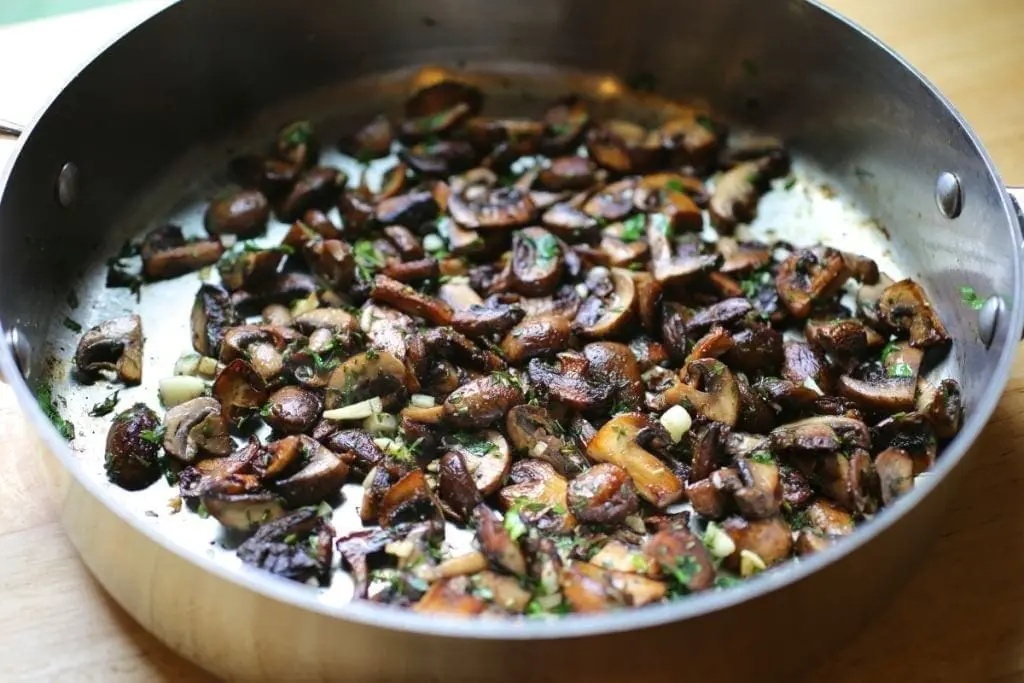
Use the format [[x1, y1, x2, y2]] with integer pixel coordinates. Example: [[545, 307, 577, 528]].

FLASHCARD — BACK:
[[275, 166, 346, 223], [474, 504, 528, 577], [708, 157, 779, 233], [573, 267, 636, 339], [104, 403, 162, 490], [505, 404, 587, 477], [370, 274, 453, 326], [659, 114, 719, 169], [665, 358, 741, 426], [769, 415, 871, 456], [230, 272, 319, 316], [442, 374, 525, 429], [511, 227, 564, 296], [399, 140, 478, 177], [539, 95, 590, 156], [266, 435, 350, 506], [212, 359, 269, 424], [721, 325, 783, 376], [217, 248, 284, 292], [733, 456, 783, 519], [140, 225, 224, 281], [871, 412, 938, 475], [374, 190, 440, 230], [201, 491, 287, 532], [804, 318, 884, 360], [527, 352, 611, 412], [877, 278, 951, 349], [644, 525, 717, 592], [587, 414, 684, 508], [561, 562, 666, 611], [452, 301, 526, 340], [192, 284, 242, 357], [438, 451, 484, 520], [568, 463, 639, 526], [162, 396, 233, 464], [805, 499, 855, 536], [875, 448, 915, 505], [377, 469, 443, 528], [403, 79, 482, 135], [539, 156, 596, 191], [775, 246, 852, 319], [445, 430, 512, 496], [275, 120, 319, 168], [541, 202, 601, 243], [263, 386, 322, 434], [916, 378, 963, 439], [447, 186, 536, 230], [204, 189, 270, 237], [583, 341, 645, 411], [229, 154, 300, 198], [236, 507, 334, 586], [303, 239, 356, 290], [634, 174, 703, 233], [585, 120, 663, 174], [632, 273, 663, 334], [325, 350, 408, 411], [721, 515, 793, 573], [497, 459, 576, 534], [74, 314, 144, 385], [717, 132, 789, 171], [583, 179, 637, 224], [344, 114, 394, 161], [782, 341, 832, 395], [838, 341, 923, 412], [413, 578, 486, 616], [717, 238, 772, 275], [500, 315, 571, 364]]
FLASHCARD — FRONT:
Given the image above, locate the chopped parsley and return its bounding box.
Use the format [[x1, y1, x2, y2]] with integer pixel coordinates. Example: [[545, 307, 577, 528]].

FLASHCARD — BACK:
[[62, 317, 83, 334], [959, 285, 985, 310], [665, 179, 686, 194], [669, 555, 701, 587], [888, 362, 914, 379], [748, 451, 774, 465], [529, 232, 560, 265], [280, 120, 313, 147], [503, 509, 527, 541], [140, 426, 166, 445], [196, 502, 210, 519], [620, 214, 646, 242], [353, 240, 385, 281], [785, 508, 810, 530], [740, 270, 772, 299], [713, 574, 743, 589], [35, 384, 74, 441], [317, 501, 334, 518], [452, 432, 498, 458], [880, 341, 900, 364], [784, 176, 797, 190], [88, 391, 120, 417]]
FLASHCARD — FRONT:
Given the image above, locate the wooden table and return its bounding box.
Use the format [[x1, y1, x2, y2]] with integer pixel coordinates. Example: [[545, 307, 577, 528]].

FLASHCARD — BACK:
[[2, 1, 1023, 680]]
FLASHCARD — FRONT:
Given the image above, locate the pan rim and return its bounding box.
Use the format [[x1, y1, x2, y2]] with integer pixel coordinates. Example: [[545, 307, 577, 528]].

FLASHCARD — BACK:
[[0, 0, 1020, 642]]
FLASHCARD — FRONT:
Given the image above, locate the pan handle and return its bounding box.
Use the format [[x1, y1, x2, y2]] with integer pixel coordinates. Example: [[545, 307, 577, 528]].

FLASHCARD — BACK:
[[0, 119, 23, 139]]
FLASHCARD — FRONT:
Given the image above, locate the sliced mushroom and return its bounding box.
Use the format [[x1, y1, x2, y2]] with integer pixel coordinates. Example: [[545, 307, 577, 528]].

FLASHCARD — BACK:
[[538, 156, 596, 191], [204, 189, 270, 237], [541, 203, 601, 243], [325, 350, 408, 411], [500, 314, 571, 364], [447, 186, 536, 230], [794, 529, 833, 557], [505, 404, 587, 477], [404, 79, 481, 130], [805, 499, 855, 536], [659, 115, 719, 169], [527, 352, 611, 412], [561, 562, 666, 612], [162, 397, 233, 464], [399, 139, 478, 177], [321, 428, 384, 475], [345, 114, 394, 161], [230, 272, 319, 316], [511, 227, 563, 296], [452, 301, 525, 339], [721, 515, 793, 571], [236, 507, 334, 586], [644, 525, 716, 592], [473, 504, 528, 577], [807, 449, 877, 515], [275, 119, 319, 168], [708, 157, 777, 233], [472, 571, 533, 614], [717, 132, 788, 171], [573, 267, 636, 338], [669, 358, 741, 426], [753, 377, 820, 416], [442, 373, 524, 429], [498, 459, 576, 534], [266, 435, 349, 507], [916, 378, 963, 439], [733, 457, 782, 518], [583, 179, 637, 223], [587, 414, 684, 508], [446, 430, 512, 496], [74, 314, 144, 385], [104, 403, 161, 490], [838, 342, 923, 412], [875, 448, 915, 505], [877, 279, 951, 349], [293, 307, 359, 335], [370, 274, 453, 326], [583, 342, 644, 411], [871, 412, 938, 475], [263, 386, 322, 434], [769, 415, 870, 456], [201, 491, 287, 532], [540, 95, 590, 156], [775, 247, 852, 319], [374, 190, 440, 230], [782, 341, 832, 394], [212, 358, 269, 424], [140, 225, 224, 281], [634, 174, 703, 233], [377, 469, 443, 528], [567, 463, 639, 526], [217, 248, 284, 292], [585, 120, 662, 174], [684, 326, 734, 367], [302, 238, 356, 290], [192, 284, 242, 357], [276, 166, 346, 223], [413, 578, 486, 616], [438, 451, 484, 520]]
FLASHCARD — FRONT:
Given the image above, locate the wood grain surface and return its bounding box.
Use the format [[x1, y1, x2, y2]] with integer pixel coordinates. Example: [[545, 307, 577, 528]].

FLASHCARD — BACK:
[[2, 0, 1023, 681]]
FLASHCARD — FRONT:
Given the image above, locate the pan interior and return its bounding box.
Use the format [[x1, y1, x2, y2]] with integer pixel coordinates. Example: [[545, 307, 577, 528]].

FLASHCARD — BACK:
[[37, 65, 922, 611]]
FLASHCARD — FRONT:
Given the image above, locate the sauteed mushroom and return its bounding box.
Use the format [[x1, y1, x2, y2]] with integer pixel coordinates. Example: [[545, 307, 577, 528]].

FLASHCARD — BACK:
[[82, 81, 967, 619]]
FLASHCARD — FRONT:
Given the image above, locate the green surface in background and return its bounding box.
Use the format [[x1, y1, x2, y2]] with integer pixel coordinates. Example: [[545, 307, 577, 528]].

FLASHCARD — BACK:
[[0, 0, 134, 25]]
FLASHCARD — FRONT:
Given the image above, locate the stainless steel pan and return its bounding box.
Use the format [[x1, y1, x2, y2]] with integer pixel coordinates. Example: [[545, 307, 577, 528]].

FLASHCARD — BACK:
[[2, 1, 1023, 681]]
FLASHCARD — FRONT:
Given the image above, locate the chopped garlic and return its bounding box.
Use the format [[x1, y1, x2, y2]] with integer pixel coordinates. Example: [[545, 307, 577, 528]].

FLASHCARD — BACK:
[[802, 376, 824, 395], [659, 404, 692, 443], [423, 234, 445, 252], [739, 549, 767, 577], [158, 375, 206, 408], [363, 411, 398, 435], [410, 394, 436, 408], [322, 396, 383, 420], [703, 522, 736, 558]]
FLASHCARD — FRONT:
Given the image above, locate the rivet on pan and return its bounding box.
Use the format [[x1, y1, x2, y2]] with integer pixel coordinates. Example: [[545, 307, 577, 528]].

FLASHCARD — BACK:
[[935, 171, 962, 219], [56, 162, 79, 207], [5, 326, 31, 379], [978, 294, 1004, 348]]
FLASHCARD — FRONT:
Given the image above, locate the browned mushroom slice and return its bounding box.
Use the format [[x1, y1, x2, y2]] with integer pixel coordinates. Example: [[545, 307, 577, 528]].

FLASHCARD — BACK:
[[736, 374, 776, 434], [589, 539, 658, 577], [733, 456, 783, 519], [268, 435, 349, 507], [684, 326, 734, 366], [644, 526, 716, 592], [875, 448, 915, 505], [541, 203, 601, 243], [916, 378, 963, 439], [583, 341, 645, 411], [685, 476, 730, 519], [448, 186, 535, 230], [301, 238, 355, 290], [103, 403, 161, 491], [770, 415, 870, 456], [781, 341, 832, 394], [716, 238, 772, 276], [498, 459, 576, 534], [510, 227, 563, 296], [527, 352, 611, 412], [538, 156, 597, 192], [191, 284, 242, 358], [451, 301, 525, 339], [590, 232, 648, 269], [212, 359, 268, 424], [839, 250, 879, 285], [293, 308, 358, 335], [473, 504, 528, 576], [499, 314, 571, 364], [721, 516, 793, 572], [438, 450, 483, 520], [717, 132, 788, 170], [634, 175, 703, 233], [230, 272, 319, 316], [229, 154, 299, 198], [201, 491, 287, 532], [665, 358, 740, 426], [140, 225, 224, 281], [585, 120, 663, 174], [74, 314, 144, 385], [775, 246, 852, 319], [296, 209, 341, 241], [274, 119, 318, 168], [582, 179, 637, 223], [400, 140, 478, 177], [370, 275, 453, 326], [719, 325, 782, 377], [445, 430, 512, 496], [587, 413, 684, 508], [413, 578, 486, 616], [567, 463, 639, 526], [708, 157, 778, 233], [658, 115, 719, 169], [377, 469, 443, 528], [442, 373, 524, 430], [505, 404, 587, 477], [343, 114, 393, 161], [793, 529, 832, 556], [373, 190, 440, 231], [809, 448, 877, 515], [325, 350, 408, 411], [162, 397, 233, 464], [838, 342, 923, 412], [263, 386, 322, 434], [561, 562, 667, 612], [275, 166, 345, 223], [877, 279, 951, 349], [359, 302, 416, 361], [236, 507, 334, 586], [540, 95, 590, 156], [204, 189, 270, 237], [573, 267, 636, 338], [805, 499, 855, 536], [217, 248, 283, 292], [405, 78, 482, 123], [804, 318, 883, 359], [871, 412, 938, 475]]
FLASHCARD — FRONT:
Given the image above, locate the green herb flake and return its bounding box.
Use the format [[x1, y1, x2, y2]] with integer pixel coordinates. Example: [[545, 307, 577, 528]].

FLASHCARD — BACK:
[[140, 426, 166, 445], [453, 432, 499, 458], [529, 232, 560, 265], [786, 508, 810, 530], [317, 501, 334, 518], [196, 502, 210, 519], [62, 317, 83, 334], [748, 451, 774, 465], [880, 340, 900, 364], [620, 214, 646, 243], [283, 533, 298, 545], [889, 362, 914, 379], [784, 177, 797, 190], [504, 509, 528, 541], [354, 240, 385, 281], [665, 179, 686, 194], [959, 285, 985, 311], [35, 385, 74, 441], [713, 574, 743, 589], [670, 555, 701, 587], [89, 391, 120, 417], [66, 290, 80, 310]]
